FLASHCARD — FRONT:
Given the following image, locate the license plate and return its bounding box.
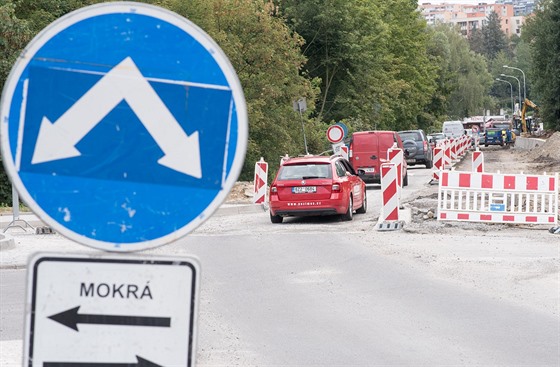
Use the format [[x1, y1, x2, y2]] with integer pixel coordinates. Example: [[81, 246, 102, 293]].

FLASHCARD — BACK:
[[363, 168, 375, 173], [292, 186, 316, 194], [406, 159, 416, 163]]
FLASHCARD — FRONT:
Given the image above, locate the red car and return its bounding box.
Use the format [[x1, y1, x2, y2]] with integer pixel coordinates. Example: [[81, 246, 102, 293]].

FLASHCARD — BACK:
[[269, 155, 367, 223]]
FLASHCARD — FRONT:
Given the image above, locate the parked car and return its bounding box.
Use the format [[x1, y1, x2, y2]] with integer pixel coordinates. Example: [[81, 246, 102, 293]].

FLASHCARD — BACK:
[[348, 130, 408, 186], [427, 133, 445, 149], [397, 129, 433, 168], [269, 155, 367, 223]]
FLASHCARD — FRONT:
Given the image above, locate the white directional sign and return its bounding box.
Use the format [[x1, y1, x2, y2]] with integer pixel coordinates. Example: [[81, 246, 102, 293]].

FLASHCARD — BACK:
[[25, 253, 200, 367], [0, 3, 247, 251], [31, 57, 203, 179]]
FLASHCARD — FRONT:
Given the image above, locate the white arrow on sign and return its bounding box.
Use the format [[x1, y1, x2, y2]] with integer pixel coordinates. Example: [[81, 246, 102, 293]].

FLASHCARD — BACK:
[[31, 57, 202, 179]]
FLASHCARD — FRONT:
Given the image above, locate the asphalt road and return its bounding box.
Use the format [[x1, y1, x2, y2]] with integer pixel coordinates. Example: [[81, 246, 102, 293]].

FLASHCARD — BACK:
[[1, 163, 558, 366]]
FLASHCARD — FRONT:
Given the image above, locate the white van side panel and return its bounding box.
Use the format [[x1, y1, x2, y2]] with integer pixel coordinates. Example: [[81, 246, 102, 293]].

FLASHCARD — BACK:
[[442, 121, 464, 138]]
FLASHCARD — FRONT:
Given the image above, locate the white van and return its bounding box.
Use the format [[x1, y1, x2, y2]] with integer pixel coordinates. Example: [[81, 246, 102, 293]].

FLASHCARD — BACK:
[[442, 121, 464, 138]]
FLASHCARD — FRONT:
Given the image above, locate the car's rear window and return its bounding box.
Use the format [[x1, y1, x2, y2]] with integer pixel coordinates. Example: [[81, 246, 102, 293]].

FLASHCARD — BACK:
[[399, 132, 422, 141], [487, 130, 500, 136], [278, 163, 332, 180]]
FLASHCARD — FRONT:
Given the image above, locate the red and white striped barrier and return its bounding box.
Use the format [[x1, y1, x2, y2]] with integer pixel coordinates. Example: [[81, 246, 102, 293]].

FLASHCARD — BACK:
[[460, 136, 467, 156], [456, 137, 464, 157], [377, 163, 401, 231], [472, 149, 484, 173], [432, 147, 444, 182], [438, 170, 559, 225], [253, 157, 268, 204], [444, 139, 451, 170], [450, 138, 458, 162], [387, 146, 404, 200]]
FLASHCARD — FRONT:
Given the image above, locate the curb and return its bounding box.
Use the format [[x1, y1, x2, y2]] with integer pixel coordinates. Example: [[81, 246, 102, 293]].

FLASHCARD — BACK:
[[214, 203, 268, 216]]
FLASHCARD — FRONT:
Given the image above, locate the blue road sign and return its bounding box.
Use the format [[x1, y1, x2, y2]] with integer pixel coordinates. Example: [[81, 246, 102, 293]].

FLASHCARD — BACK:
[[335, 121, 348, 139], [0, 3, 248, 251]]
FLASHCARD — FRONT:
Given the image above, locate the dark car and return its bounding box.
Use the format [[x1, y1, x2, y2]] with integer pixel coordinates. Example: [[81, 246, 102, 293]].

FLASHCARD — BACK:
[[427, 133, 446, 149], [269, 155, 367, 223], [398, 130, 433, 168]]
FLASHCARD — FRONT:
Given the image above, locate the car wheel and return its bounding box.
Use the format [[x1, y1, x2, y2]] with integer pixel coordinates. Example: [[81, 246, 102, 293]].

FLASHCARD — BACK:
[[357, 193, 367, 214], [342, 196, 353, 221], [403, 173, 409, 187], [270, 212, 283, 224], [425, 159, 433, 169]]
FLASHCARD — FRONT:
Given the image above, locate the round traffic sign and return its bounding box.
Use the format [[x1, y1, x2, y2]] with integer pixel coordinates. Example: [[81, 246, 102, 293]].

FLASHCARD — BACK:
[[335, 121, 348, 138], [327, 125, 345, 144], [0, 3, 248, 251]]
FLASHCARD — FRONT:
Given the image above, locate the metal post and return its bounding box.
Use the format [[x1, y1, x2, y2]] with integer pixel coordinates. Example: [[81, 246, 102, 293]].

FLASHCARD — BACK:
[[3, 185, 34, 233], [504, 65, 526, 102], [496, 78, 514, 115], [500, 74, 522, 112]]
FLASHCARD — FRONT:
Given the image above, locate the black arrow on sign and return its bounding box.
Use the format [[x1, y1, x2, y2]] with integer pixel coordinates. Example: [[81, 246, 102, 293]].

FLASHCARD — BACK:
[[43, 355, 162, 367], [48, 306, 171, 331]]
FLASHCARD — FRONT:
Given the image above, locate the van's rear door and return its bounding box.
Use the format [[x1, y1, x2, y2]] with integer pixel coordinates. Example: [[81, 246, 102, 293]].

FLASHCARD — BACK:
[[350, 132, 380, 178]]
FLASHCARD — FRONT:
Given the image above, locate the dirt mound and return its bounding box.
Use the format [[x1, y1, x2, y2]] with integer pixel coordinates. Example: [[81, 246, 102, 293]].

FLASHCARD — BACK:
[[525, 132, 560, 162], [225, 181, 254, 203]]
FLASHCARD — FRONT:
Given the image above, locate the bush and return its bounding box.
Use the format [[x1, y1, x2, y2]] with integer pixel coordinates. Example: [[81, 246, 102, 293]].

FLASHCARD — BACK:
[[0, 157, 11, 205]]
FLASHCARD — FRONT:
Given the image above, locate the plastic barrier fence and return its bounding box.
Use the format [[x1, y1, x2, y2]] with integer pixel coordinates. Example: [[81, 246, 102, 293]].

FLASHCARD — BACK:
[[377, 163, 401, 231], [438, 170, 558, 225]]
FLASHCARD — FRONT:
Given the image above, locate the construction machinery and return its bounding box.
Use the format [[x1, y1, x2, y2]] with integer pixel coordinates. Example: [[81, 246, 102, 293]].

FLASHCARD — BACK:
[[513, 98, 538, 135]]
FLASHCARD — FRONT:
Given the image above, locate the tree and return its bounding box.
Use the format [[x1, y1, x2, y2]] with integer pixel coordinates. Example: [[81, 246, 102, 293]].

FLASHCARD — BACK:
[[468, 11, 509, 60], [428, 23, 493, 119], [482, 11, 509, 60], [163, 0, 319, 177], [0, 1, 31, 91], [523, 0, 560, 130], [278, 0, 437, 132], [0, 2, 33, 204]]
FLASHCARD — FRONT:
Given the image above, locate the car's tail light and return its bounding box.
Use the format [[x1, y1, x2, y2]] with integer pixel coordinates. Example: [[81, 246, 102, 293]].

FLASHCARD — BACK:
[[423, 140, 428, 152], [332, 184, 341, 192]]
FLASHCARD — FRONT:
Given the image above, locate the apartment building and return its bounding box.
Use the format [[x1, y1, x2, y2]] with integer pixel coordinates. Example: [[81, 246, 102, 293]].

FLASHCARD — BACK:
[[495, 0, 538, 16], [419, 2, 525, 37]]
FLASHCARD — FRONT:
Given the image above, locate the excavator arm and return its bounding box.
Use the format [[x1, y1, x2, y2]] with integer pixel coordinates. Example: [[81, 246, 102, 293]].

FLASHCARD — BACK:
[[521, 98, 538, 135]]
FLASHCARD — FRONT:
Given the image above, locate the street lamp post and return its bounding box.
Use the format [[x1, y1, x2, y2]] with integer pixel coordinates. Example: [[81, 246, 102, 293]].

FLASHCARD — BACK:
[[500, 73, 522, 114], [495, 78, 514, 116], [503, 65, 526, 102]]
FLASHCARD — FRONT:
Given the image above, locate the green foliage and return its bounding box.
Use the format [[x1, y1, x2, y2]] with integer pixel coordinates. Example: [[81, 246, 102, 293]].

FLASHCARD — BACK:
[[278, 0, 438, 133], [0, 1, 31, 91], [4, 0, 541, 195], [0, 155, 10, 205], [523, 0, 560, 130], [428, 23, 493, 119], [468, 11, 510, 60], [0, 1, 32, 204], [162, 0, 320, 179]]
